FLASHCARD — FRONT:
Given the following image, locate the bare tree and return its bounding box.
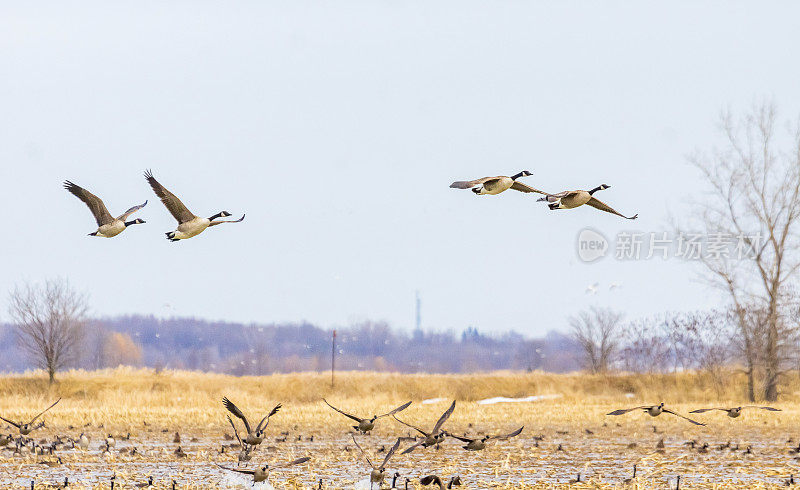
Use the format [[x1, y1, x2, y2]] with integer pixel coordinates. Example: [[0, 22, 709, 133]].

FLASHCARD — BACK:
[[683, 102, 800, 401], [569, 307, 623, 373], [8, 279, 88, 384]]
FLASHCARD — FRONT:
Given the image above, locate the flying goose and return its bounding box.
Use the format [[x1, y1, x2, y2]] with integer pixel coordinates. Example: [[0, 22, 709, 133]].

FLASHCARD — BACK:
[[144, 170, 244, 241], [323, 399, 412, 434], [537, 184, 638, 219], [216, 457, 310, 484], [420, 475, 462, 489], [0, 398, 60, 435], [446, 426, 523, 451], [78, 433, 89, 451], [351, 435, 401, 489], [64, 181, 146, 237], [607, 403, 705, 426], [393, 400, 456, 454], [222, 396, 281, 446], [690, 406, 781, 418], [450, 171, 547, 195], [226, 415, 253, 464]]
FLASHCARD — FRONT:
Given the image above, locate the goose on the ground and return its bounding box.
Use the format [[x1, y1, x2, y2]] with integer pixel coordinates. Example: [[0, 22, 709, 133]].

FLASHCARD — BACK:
[[323, 399, 411, 434], [450, 171, 547, 195], [0, 398, 61, 435], [537, 184, 638, 219], [352, 435, 401, 489], [607, 403, 704, 426], [64, 181, 146, 237], [690, 406, 781, 418], [144, 170, 244, 241], [446, 426, 523, 451], [393, 401, 456, 454], [420, 475, 462, 489], [216, 457, 310, 484], [222, 396, 281, 446]]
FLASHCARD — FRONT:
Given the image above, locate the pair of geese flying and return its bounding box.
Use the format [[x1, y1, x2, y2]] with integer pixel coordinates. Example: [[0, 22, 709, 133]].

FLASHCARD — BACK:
[[608, 402, 781, 425], [450, 170, 638, 220], [64, 170, 244, 241]]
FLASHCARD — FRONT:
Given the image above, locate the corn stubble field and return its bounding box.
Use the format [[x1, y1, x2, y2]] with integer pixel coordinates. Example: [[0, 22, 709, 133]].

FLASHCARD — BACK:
[[1, 368, 798, 489]]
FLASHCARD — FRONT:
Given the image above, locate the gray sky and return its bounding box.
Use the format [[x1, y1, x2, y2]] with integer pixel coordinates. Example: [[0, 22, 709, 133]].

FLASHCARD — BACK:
[[2, 1, 800, 336]]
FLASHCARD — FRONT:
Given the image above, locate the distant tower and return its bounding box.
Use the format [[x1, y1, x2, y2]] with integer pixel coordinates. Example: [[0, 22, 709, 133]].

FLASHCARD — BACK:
[[414, 290, 422, 334]]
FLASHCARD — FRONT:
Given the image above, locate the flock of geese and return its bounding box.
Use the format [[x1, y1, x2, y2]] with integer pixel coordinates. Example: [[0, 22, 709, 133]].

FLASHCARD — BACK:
[[62, 169, 638, 243], [217, 397, 522, 488], [1, 396, 785, 488]]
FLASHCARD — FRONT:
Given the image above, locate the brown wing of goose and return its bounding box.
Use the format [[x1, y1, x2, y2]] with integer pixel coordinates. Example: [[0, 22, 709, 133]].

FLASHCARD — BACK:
[[226, 415, 243, 446], [447, 433, 475, 443], [743, 406, 781, 411], [215, 463, 254, 475], [0, 416, 21, 429], [274, 456, 311, 469], [392, 415, 429, 437], [400, 438, 426, 455], [255, 403, 282, 432], [586, 197, 638, 219], [689, 408, 727, 413], [431, 400, 456, 434], [607, 406, 651, 416], [222, 397, 251, 434], [538, 190, 573, 203], [116, 200, 148, 221], [29, 398, 60, 425], [208, 214, 246, 227], [378, 438, 401, 471], [323, 399, 363, 423], [510, 182, 548, 194], [449, 177, 493, 189], [143, 170, 196, 223], [662, 408, 706, 426], [490, 426, 524, 441], [64, 181, 115, 226], [351, 434, 374, 469], [377, 401, 412, 419]]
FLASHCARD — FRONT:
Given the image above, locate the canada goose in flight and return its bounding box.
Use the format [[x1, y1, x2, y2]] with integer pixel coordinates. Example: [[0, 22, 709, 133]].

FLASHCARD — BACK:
[[607, 403, 705, 426], [323, 399, 412, 434], [64, 181, 146, 237], [0, 398, 60, 435], [222, 396, 281, 446], [420, 475, 462, 489], [690, 406, 781, 418], [351, 435, 401, 489], [393, 400, 456, 454], [537, 184, 638, 219], [226, 415, 253, 464], [450, 171, 547, 195], [216, 457, 310, 484], [144, 170, 244, 241], [446, 426, 523, 451]]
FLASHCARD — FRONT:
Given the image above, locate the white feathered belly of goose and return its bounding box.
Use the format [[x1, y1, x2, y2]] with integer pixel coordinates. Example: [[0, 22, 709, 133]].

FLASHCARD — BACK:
[[480, 177, 513, 195], [96, 221, 126, 238], [174, 217, 211, 239]]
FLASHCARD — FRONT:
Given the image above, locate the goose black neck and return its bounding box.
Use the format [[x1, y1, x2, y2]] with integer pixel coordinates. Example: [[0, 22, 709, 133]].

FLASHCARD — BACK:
[[589, 186, 603, 195], [511, 171, 525, 180], [124, 220, 143, 227]]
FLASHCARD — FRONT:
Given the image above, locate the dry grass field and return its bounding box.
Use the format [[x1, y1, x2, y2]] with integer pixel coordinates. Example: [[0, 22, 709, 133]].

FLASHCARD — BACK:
[[1, 368, 799, 488]]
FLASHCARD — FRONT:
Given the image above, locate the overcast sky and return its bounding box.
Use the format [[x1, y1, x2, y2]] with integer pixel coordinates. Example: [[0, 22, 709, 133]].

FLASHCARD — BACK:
[[2, 1, 800, 336]]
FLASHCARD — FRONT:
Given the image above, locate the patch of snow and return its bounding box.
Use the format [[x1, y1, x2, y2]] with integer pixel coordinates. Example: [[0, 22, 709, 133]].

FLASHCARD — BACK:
[[477, 394, 562, 405], [421, 397, 447, 404], [218, 474, 274, 489]]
